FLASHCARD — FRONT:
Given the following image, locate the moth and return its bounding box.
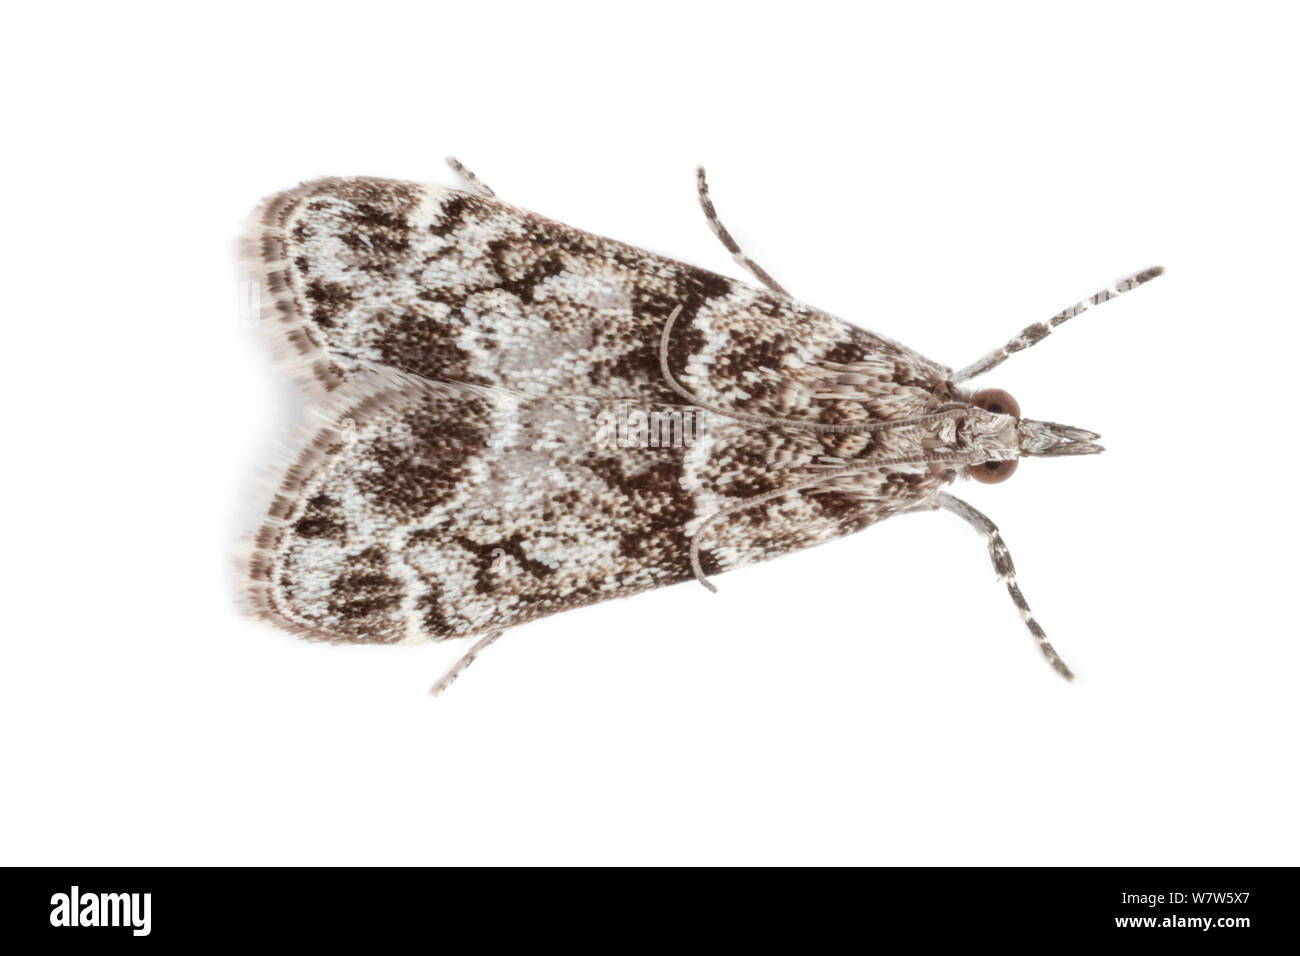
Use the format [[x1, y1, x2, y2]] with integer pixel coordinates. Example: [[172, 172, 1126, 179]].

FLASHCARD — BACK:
[[241, 159, 1162, 692]]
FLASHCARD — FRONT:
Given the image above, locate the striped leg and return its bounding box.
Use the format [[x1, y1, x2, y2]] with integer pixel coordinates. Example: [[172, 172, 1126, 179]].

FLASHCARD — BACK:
[[937, 492, 1075, 681], [954, 266, 1164, 382], [695, 167, 790, 296], [445, 157, 496, 198], [432, 631, 503, 696]]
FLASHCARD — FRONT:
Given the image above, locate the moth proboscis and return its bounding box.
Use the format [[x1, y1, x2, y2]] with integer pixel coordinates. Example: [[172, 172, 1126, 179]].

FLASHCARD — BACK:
[[239, 158, 1163, 692]]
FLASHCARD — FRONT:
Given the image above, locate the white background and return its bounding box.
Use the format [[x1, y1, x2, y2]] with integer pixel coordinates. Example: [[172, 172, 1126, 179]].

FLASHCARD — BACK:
[[2, 2, 1296, 866]]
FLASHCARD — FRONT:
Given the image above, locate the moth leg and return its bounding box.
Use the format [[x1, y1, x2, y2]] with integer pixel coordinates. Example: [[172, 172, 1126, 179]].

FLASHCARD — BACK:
[[688, 476, 845, 592], [431, 630, 503, 696], [954, 266, 1164, 382], [936, 492, 1076, 682], [695, 167, 790, 297], [445, 157, 496, 198]]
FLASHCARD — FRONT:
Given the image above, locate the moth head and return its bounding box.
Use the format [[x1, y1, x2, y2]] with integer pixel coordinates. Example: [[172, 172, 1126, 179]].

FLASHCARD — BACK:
[[943, 266, 1162, 482], [958, 387, 1102, 484]]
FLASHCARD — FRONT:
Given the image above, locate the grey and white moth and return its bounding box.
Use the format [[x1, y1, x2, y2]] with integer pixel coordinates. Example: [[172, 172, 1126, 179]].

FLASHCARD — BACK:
[[240, 160, 1162, 692]]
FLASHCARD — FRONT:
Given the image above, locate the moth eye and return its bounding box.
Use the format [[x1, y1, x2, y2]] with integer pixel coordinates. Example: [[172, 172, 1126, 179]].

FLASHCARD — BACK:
[[971, 388, 1020, 419], [967, 458, 1019, 484]]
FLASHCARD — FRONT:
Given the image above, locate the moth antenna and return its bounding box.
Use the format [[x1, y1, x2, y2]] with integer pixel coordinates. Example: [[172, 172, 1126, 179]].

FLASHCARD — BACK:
[[689, 459, 969, 591], [432, 630, 503, 696], [937, 492, 1075, 681], [446, 157, 496, 198], [695, 167, 790, 296], [660, 305, 964, 435], [954, 266, 1164, 382]]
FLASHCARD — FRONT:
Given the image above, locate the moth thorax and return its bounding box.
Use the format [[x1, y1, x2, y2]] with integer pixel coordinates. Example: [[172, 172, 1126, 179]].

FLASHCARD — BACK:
[[817, 400, 874, 457]]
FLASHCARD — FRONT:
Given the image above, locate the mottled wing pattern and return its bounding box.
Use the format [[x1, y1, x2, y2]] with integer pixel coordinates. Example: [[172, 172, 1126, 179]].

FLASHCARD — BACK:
[[245, 371, 949, 644], [246, 177, 953, 425], [244, 177, 964, 645]]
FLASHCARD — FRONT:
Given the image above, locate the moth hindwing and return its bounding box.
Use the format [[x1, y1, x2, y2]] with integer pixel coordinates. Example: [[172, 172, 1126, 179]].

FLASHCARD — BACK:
[[240, 163, 1162, 688]]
